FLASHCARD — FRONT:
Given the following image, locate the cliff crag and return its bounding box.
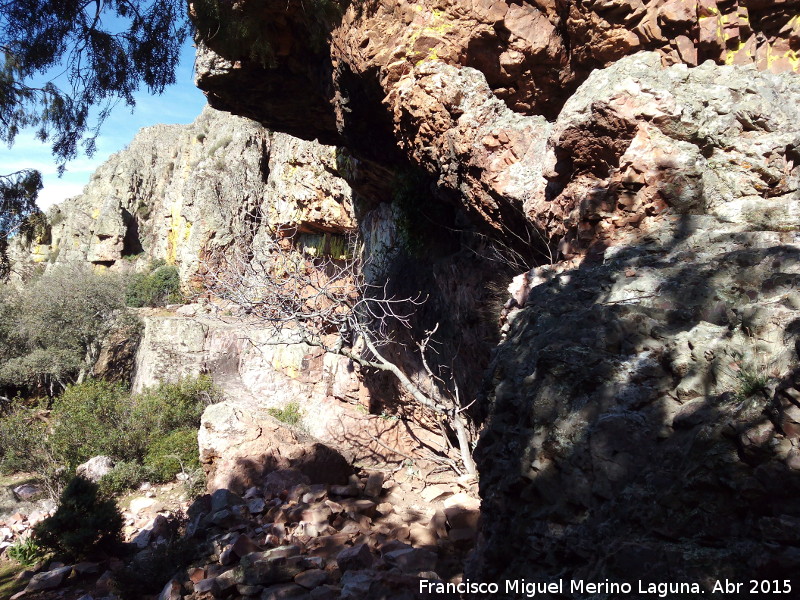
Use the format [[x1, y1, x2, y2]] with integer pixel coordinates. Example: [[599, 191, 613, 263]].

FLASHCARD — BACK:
[[10, 106, 354, 284], [9, 105, 465, 497], [189, 0, 800, 588]]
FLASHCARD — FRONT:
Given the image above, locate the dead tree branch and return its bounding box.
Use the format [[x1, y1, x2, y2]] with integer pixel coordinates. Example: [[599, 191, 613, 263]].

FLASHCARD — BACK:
[[201, 224, 477, 476]]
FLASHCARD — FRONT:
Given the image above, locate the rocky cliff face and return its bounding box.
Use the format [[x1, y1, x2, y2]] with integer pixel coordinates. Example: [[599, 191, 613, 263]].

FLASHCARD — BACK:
[[9, 106, 355, 284], [130, 308, 444, 483], [468, 54, 800, 583], [191, 0, 800, 234], [190, 0, 800, 588], [8, 104, 462, 493]]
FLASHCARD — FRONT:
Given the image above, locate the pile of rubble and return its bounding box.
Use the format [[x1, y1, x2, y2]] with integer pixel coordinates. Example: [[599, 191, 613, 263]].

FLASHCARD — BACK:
[[5, 468, 479, 600], [0, 509, 51, 554]]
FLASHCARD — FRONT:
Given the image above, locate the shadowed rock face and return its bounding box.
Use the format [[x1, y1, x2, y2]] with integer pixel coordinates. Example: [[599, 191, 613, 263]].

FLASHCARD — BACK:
[[191, 0, 800, 148], [192, 0, 800, 125], [191, 0, 800, 239], [188, 0, 800, 586], [460, 55, 800, 583], [473, 218, 800, 584]]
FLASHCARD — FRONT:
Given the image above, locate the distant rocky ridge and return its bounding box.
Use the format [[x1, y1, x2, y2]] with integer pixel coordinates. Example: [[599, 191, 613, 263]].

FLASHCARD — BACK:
[[9, 105, 355, 284]]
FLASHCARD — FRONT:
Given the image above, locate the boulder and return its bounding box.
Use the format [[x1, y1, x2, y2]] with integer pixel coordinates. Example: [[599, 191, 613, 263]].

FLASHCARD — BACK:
[[384, 548, 437, 574], [11, 484, 43, 502], [158, 578, 182, 600], [199, 401, 353, 494], [294, 569, 327, 589], [75, 456, 114, 482], [23, 566, 72, 592], [240, 548, 305, 586], [335, 544, 374, 572]]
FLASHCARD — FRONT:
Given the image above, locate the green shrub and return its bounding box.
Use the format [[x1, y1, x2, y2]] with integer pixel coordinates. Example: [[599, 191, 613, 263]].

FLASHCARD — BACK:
[[125, 264, 182, 308], [181, 467, 207, 500], [33, 476, 123, 560], [49, 380, 135, 469], [5, 537, 46, 566], [144, 429, 199, 483], [98, 461, 153, 496], [113, 535, 198, 600], [267, 401, 303, 427], [0, 265, 126, 397], [0, 376, 218, 499], [132, 375, 218, 435], [0, 405, 47, 474], [734, 364, 771, 401]]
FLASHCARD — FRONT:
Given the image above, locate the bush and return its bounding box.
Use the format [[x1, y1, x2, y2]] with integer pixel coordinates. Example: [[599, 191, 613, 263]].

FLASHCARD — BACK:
[[0, 404, 47, 474], [267, 401, 303, 427], [49, 376, 215, 470], [125, 263, 182, 308], [0, 376, 218, 499], [98, 461, 153, 496], [144, 429, 200, 483], [0, 265, 127, 397], [33, 476, 123, 560], [132, 375, 218, 434], [48, 380, 135, 470]]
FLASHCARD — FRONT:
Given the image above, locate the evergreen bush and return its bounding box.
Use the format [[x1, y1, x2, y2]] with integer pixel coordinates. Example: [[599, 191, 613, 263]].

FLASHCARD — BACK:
[[49, 380, 137, 469], [125, 263, 182, 307], [0, 375, 218, 499], [144, 429, 200, 483], [98, 461, 153, 496], [267, 401, 303, 427]]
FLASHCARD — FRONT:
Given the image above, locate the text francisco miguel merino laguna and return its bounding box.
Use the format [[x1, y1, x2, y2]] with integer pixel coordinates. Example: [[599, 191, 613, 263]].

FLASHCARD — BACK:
[[418, 577, 780, 597]]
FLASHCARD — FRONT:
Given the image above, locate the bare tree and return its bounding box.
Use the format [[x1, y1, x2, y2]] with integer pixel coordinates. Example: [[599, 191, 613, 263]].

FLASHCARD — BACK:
[[202, 225, 477, 476]]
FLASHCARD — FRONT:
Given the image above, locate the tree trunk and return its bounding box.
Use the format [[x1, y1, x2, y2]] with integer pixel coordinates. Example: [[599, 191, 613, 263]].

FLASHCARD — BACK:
[[361, 332, 477, 476]]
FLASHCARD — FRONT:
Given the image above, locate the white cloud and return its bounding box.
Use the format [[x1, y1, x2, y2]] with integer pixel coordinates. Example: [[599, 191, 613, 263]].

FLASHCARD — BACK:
[[37, 182, 88, 210]]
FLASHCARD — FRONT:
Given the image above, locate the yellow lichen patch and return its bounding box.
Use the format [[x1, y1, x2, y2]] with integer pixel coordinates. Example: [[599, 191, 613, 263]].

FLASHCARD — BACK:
[[698, 3, 720, 17], [406, 7, 453, 64], [271, 345, 304, 379], [91, 208, 100, 219], [30, 244, 50, 263], [416, 47, 440, 66], [725, 40, 750, 65], [166, 199, 191, 265], [767, 44, 800, 71], [785, 49, 800, 71]]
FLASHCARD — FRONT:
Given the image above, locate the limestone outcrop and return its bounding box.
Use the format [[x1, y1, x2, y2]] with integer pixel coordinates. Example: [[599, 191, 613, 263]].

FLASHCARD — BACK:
[[190, 0, 800, 232], [192, 0, 800, 132], [131, 309, 447, 479], [9, 106, 355, 284], [198, 401, 353, 494]]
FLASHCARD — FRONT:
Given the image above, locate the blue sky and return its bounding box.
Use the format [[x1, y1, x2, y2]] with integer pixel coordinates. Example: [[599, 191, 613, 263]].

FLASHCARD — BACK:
[[0, 41, 207, 210]]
